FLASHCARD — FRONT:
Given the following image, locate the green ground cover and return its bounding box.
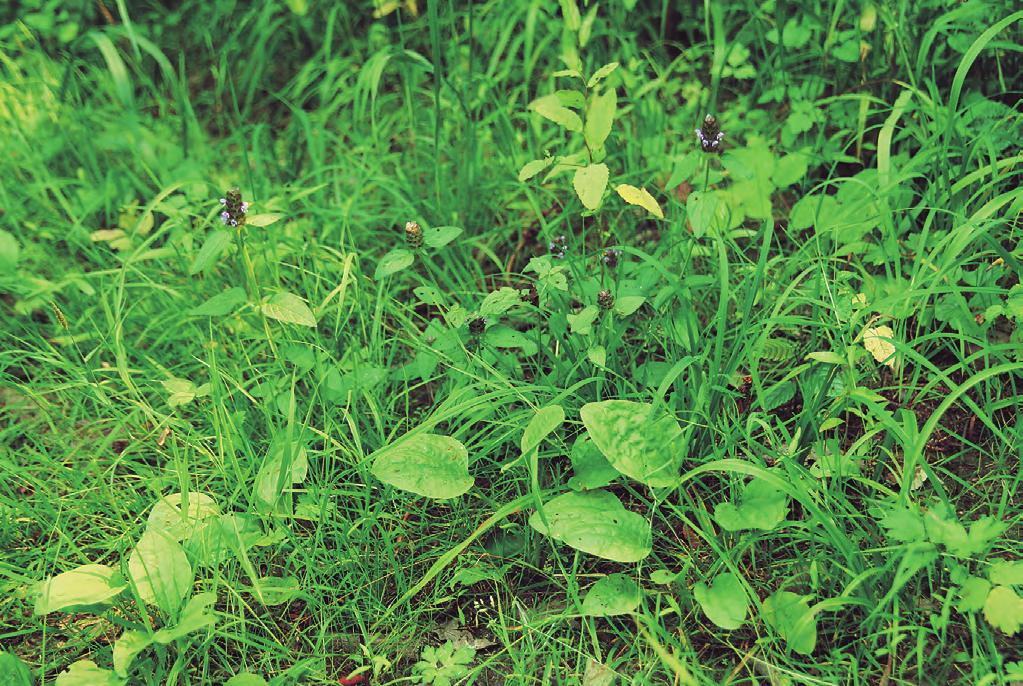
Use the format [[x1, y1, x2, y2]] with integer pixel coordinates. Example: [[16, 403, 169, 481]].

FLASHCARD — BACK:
[[1, 1, 1022, 684]]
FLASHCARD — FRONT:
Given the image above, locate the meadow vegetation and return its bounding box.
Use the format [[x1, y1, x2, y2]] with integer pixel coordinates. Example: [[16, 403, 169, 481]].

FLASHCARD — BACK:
[[1, 1, 1022, 684]]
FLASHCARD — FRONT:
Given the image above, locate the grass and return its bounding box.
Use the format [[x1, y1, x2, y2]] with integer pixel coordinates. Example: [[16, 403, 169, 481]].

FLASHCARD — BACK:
[[1, 0, 1022, 684]]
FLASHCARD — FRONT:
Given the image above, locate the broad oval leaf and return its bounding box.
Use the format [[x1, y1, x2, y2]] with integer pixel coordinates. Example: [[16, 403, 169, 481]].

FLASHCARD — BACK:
[[528, 490, 651, 562], [573, 163, 609, 210], [375, 248, 415, 279], [686, 190, 728, 237], [254, 441, 308, 507], [693, 572, 749, 629], [580, 400, 683, 487], [188, 229, 232, 275], [371, 433, 474, 499], [479, 287, 524, 318], [581, 573, 642, 616], [147, 492, 220, 541], [0, 229, 20, 274], [128, 529, 193, 613], [152, 592, 217, 643], [35, 564, 127, 615], [55, 660, 125, 686], [714, 478, 788, 532], [615, 184, 663, 219], [423, 226, 463, 248], [762, 590, 817, 655], [261, 292, 317, 327]]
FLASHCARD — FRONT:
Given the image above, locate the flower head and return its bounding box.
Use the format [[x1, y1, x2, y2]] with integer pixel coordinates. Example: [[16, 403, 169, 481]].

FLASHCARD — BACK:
[[405, 220, 424, 248], [548, 235, 568, 259], [597, 289, 615, 310], [695, 114, 724, 153], [468, 316, 487, 336], [602, 248, 622, 268], [218, 189, 248, 227]]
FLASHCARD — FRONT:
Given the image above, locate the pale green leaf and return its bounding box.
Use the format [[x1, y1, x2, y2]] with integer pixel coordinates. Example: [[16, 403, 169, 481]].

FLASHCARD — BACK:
[[371, 433, 474, 499], [55, 660, 125, 686], [990, 560, 1023, 586], [529, 490, 651, 562], [573, 163, 609, 210], [529, 95, 583, 131], [693, 573, 749, 629], [580, 400, 683, 487], [189, 287, 247, 317], [714, 478, 788, 531], [613, 295, 645, 316], [261, 292, 317, 327], [0, 652, 32, 685], [479, 287, 524, 318], [956, 576, 991, 613], [113, 630, 151, 678], [567, 305, 599, 335], [615, 184, 663, 219], [128, 529, 193, 613], [423, 226, 463, 248], [773, 152, 809, 187], [519, 157, 556, 182], [584, 88, 616, 152], [153, 592, 217, 643], [587, 61, 620, 88], [0, 229, 20, 273], [34, 564, 127, 615], [580, 573, 642, 616], [520, 405, 565, 457], [188, 229, 232, 275], [147, 492, 220, 541], [245, 213, 283, 227], [254, 441, 308, 507], [762, 591, 817, 655], [983, 586, 1023, 635], [567, 436, 618, 491], [225, 673, 269, 686], [374, 248, 415, 279]]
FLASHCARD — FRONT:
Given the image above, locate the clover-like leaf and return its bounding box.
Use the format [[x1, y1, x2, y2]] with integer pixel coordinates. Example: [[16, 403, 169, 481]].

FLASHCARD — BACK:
[[372, 433, 474, 499], [693, 572, 749, 630], [529, 490, 651, 562], [580, 573, 642, 617], [35, 564, 127, 615], [580, 400, 683, 487]]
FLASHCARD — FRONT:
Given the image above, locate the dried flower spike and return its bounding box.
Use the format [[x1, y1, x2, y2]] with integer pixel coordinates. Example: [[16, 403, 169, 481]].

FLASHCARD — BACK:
[[602, 248, 622, 268], [548, 235, 568, 259], [695, 114, 724, 153], [597, 289, 615, 310], [405, 221, 424, 248], [218, 189, 248, 227]]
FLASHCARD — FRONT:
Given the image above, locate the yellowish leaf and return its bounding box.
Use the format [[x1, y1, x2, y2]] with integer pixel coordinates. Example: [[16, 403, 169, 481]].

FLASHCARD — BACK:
[[862, 325, 896, 368], [615, 184, 663, 219]]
